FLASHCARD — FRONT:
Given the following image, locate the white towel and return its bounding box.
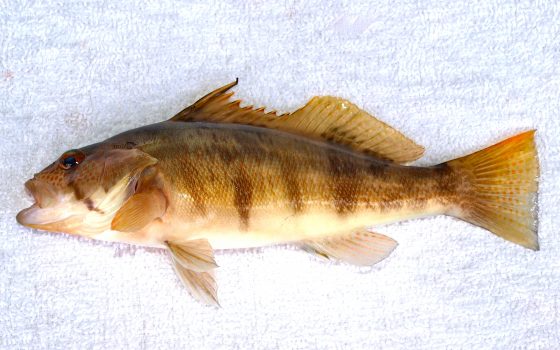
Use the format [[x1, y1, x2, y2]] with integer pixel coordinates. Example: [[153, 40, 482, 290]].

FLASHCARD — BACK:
[[1, 0, 559, 348]]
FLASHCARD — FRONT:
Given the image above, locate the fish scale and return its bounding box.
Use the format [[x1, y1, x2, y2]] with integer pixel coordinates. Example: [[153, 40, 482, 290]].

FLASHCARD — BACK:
[[135, 123, 452, 233], [16, 81, 539, 305]]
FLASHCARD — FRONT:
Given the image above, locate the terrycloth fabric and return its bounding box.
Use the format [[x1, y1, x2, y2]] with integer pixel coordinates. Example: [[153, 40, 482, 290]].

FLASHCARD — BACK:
[[1, 0, 559, 348]]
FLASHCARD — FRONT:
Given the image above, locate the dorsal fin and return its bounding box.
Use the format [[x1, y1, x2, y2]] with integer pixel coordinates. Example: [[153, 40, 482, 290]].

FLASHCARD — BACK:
[[170, 80, 424, 163]]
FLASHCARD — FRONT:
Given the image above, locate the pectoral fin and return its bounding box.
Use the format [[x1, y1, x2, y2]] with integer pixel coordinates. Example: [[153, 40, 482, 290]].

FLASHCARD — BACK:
[[168, 239, 219, 306], [302, 230, 398, 266], [111, 189, 166, 232]]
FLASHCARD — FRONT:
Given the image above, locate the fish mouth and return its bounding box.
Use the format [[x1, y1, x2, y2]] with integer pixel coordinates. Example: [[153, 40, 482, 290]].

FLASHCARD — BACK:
[[16, 202, 76, 230], [16, 179, 69, 229], [23, 178, 57, 208], [16, 203, 51, 229]]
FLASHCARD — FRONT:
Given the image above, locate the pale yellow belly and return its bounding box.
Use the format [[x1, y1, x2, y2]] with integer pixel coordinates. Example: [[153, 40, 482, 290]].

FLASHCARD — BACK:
[[93, 200, 449, 249], [176, 200, 449, 249]]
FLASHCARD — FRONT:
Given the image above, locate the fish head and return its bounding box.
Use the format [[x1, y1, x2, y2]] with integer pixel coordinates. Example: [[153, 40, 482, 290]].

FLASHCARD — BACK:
[[16, 143, 158, 236]]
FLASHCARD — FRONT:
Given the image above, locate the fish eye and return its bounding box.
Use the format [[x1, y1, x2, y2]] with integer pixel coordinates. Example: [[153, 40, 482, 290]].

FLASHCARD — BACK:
[[58, 149, 85, 170]]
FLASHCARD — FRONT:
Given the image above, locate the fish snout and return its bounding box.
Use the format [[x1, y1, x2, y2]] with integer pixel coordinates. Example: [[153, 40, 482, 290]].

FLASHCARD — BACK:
[[17, 178, 80, 230], [17, 178, 56, 228]]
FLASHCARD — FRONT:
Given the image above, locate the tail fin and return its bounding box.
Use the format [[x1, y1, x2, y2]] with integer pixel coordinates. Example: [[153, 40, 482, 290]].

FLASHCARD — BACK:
[[446, 130, 539, 250]]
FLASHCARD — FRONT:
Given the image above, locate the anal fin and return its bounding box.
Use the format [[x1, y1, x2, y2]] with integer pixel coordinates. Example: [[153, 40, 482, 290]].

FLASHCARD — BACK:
[[302, 229, 398, 266]]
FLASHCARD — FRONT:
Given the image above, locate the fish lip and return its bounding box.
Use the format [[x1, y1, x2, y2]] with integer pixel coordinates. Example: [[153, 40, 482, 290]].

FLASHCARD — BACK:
[[16, 202, 74, 230], [17, 179, 64, 228], [24, 178, 42, 207], [17, 180, 43, 227], [24, 178, 57, 209], [16, 203, 47, 228], [24, 179, 41, 206]]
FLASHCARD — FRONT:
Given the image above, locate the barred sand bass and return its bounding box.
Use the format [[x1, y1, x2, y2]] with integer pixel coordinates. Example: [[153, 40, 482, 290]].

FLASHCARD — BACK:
[[16, 81, 539, 305]]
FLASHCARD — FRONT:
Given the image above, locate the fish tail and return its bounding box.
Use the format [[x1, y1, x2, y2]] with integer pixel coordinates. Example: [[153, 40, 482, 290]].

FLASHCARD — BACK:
[[445, 130, 539, 250]]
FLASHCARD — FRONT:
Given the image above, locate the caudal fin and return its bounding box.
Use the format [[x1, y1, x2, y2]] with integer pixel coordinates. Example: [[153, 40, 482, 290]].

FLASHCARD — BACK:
[[446, 130, 539, 250]]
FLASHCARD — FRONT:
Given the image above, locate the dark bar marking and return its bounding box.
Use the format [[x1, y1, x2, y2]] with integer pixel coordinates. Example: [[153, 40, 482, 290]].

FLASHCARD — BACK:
[[281, 162, 303, 214], [233, 166, 253, 230], [327, 151, 361, 214], [83, 197, 104, 214], [179, 156, 208, 216]]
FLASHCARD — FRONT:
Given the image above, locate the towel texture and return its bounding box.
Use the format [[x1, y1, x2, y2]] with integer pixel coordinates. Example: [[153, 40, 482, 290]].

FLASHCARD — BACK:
[[1, 0, 559, 349]]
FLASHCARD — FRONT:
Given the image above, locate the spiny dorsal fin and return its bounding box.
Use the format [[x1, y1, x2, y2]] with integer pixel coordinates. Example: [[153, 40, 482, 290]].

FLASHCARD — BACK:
[[302, 229, 398, 266], [170, 80, 424, 163]]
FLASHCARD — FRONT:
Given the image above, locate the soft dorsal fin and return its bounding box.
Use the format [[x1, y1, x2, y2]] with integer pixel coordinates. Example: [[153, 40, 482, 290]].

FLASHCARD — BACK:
[[170, 80, 424, 163]]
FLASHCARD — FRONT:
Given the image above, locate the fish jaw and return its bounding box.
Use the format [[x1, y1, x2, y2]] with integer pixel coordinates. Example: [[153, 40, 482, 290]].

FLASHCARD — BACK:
[[16, 177, 107, 235], [16, 198, 86, 233], [16, 174, 138, 236], [23, 178, 58, 209], [17, 178, 76, 230]]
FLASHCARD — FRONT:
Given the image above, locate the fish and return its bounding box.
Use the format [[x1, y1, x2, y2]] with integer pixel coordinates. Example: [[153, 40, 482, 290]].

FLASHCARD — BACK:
[[16, 80, 539, 305]]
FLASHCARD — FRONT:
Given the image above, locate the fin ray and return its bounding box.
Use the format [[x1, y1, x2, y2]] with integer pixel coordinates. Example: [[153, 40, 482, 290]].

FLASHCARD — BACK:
[[167, 239, 218, 272], [170, 81, 424, 163], [302, 229, 398, 266], [111, 189, 166, 232], [171, 260, 219, 306], [168, 239, 219, 306], [446, 130, 539, 250]]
